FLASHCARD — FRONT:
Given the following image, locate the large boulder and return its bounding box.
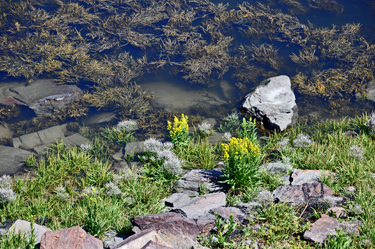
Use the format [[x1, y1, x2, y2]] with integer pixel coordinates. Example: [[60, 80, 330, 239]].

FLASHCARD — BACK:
[[241, 75, 298, 132], [0, 79, 83, 117]]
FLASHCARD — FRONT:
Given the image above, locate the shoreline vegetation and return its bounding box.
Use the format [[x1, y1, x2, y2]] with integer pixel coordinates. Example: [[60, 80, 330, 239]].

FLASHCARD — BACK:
[[1, 112, 375, 248]]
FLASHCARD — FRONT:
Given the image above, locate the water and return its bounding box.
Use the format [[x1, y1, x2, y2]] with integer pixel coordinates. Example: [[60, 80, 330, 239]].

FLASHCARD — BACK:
[[0, 0, 374, 137]]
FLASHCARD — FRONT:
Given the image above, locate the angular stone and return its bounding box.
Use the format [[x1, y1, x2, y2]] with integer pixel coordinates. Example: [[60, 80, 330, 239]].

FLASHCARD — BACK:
[[158, 233, 197, 249], [125, 141, 144, 156], [241, 75, 298, 132], [164, 193, 191, 208], [40, 226, 102, 249], [64, 133, 90, 147], [171, 192, 226, 219], [19, 132, 42, 149], [33, 144, 48, 154], [0, 145, 33, 175], [209, 207, 247, 223], [130, 212, 215, 238], [338, 220, 362, 236], [9, 219, 51, 244], [112, 149, 124, 161], [273, 182, 334, 205], [104, 235, 127, 249], [12, 137, 22, 148], [141, 240, 174, 249], [236, 202, 262, 215], [291, 169, 335, 185], [280, 174, 291, 185], [82, 112, 116, 125], [327, 207, 347, 218], [37, 125, 65, 145], [114, 230, 172, 249], [174, 170, 229, 196], [303, 214, 339, 243]]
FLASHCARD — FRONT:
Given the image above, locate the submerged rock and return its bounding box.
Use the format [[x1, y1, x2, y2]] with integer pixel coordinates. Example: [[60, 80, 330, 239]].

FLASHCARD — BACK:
[[0, 79, 83, 117], [241, 75, 298, 132]]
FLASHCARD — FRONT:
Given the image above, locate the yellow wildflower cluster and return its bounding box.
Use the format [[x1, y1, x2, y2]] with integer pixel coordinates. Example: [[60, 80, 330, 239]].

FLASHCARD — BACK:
[[222, 137, 261, 162], [167, 114, 189, 145]]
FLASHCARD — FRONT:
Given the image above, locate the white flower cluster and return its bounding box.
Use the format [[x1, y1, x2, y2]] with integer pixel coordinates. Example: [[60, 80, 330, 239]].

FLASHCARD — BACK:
[[278, 134, 313, 150], [143, 138, 183, 176], [198, 122, 212, 136], [349, 145, 365, 160], [293, 133, 313, 148], [82, 186, 98, 196], [254, 190, 274, 207], [0, 175, 16, 204], [114, 120, 138, 133], [54, 186, 70, 201], [364, 113, 375, 135], [222, 132, 232, 142], [278, 138, 291, 150], [80, 143, 93, 151], [105, 181, 121, 196]]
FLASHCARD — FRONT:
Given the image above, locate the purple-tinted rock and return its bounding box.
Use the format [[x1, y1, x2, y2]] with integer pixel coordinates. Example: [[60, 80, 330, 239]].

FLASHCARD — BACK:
[[141, 240, 174, 249], [130, 212, 215, 238], [303, 214, 339, 243], [273, 182, 334, 205], [40, 226, 102, 249], [209, 207, 247, 223]]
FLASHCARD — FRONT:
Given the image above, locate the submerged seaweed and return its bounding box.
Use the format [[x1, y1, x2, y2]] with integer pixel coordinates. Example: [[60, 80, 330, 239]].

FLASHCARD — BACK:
[[0, 0, 373, 124]]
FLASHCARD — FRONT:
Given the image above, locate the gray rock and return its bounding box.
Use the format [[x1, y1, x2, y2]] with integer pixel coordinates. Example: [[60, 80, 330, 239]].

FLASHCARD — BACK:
[[37, 125, 65, 145], [12, 137, 22, 148], [113, 230, 172, 249], [64, 133, 91, 147], [18, 132, 42, 149], [358, 79, 375, 102], [236, 202, 262, 215], [241, 75, 298, 132], [303, 214, 339, 243], [171, 192, 226, 219], [0, 79, 83, 116], [273, 182, 334, 205], [164, 193, 191, 208], [0, 145, 33, 175], [125, 141, 144, 156], [112, 149, 124, 161], [0, 124, 13, 139], [338, 220, 363, 236], [291, 169, 335, 185], [280, 174, 291, 185], [327, 207, 347, 218], [209, 207, 247, 223], [9, 219, 52, 244], [33, 144, 48, 154], [208, 131, 224, 145], [104, 235, 127, 249], [158, 233, 197, 249], [174, 170, 229, 196], [82, 112, 116, 126]]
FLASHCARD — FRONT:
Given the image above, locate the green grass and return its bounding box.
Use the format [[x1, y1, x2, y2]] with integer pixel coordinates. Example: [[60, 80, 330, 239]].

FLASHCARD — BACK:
[[0, 142, 171, 241], [3, 114, 375, 248]]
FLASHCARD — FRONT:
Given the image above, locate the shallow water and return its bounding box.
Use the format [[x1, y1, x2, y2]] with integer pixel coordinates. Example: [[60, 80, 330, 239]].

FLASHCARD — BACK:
[[0, 0, 374, 136]]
